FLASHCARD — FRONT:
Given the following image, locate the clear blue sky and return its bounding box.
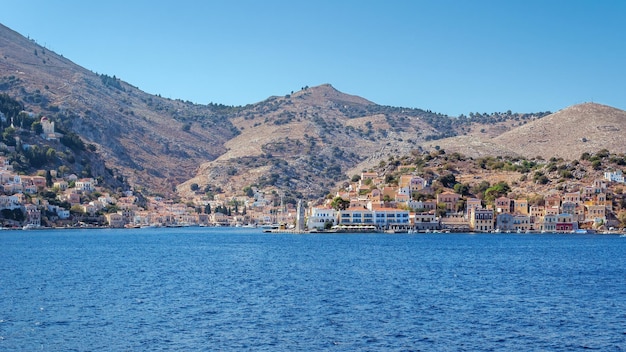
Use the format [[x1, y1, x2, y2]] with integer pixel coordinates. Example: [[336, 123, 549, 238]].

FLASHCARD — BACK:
[[2, 0, 625, 116]]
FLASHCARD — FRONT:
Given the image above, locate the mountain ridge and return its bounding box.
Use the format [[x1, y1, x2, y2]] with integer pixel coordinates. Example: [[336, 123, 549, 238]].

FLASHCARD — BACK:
[[2, 23, 625, 202]]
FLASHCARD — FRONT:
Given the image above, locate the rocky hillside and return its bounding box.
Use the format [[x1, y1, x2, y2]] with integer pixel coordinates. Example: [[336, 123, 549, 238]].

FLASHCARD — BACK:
[[421, 103, 626, 161], [492, 103, 626, 160], [0, 24, 238, 196]]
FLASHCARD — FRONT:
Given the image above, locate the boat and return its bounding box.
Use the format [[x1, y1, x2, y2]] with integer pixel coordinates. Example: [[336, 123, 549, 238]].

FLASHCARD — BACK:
[[22, 224, 41, 230]]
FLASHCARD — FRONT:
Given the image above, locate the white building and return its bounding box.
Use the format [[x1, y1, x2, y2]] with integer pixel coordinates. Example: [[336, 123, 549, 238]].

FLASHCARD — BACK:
[[604, 170, 624, 183], [0, 195, 21, 210], [307, 207, 338, 230]]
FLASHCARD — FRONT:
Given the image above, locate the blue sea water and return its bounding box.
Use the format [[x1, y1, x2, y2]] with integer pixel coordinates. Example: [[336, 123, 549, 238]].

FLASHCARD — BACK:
[[1, 228, 625, 351]]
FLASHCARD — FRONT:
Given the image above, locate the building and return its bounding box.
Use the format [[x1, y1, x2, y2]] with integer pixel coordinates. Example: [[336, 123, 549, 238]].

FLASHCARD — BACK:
[[604, 170, 624, 183], [24, 204, 41, 227], [373, 208, 410, 230], [106, 213, 125, 228], [466, 198, 482, 217], [0, 195, 21, 210], [437, 191, 461, 213], [513, 199, 529, 215], [496, 213, 515, 231], [338, 206, 374, 226], [469, 208, 494, 232], [562, 192, 581, 205], [399, 175, 427, 191], [411, 212, 439, 231], [496, 213, 531, 232], [495, 196, 512, 214], [75, 178, 96, 192], [539, 214, 558, 232], [40, 116, 62, 141]]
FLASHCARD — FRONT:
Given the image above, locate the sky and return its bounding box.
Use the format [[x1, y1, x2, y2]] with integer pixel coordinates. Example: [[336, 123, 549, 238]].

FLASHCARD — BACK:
[[1, 0, 625, 116]]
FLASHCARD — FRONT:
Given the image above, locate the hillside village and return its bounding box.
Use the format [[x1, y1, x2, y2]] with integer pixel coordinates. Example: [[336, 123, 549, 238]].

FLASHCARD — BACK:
[[1, 115, 625, 233], [308, 168, 625, 234]]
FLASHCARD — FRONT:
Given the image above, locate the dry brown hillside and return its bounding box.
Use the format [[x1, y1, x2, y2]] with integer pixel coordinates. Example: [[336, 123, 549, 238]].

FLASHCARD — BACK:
[[493, 103, 626, 160], [0, 24, 237, 196], [422, 103, 626, 161]]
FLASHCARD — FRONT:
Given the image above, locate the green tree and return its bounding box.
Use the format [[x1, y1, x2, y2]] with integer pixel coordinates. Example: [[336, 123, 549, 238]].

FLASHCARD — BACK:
[[58, 165, 70, 177], [2, 127, 16, 146], [31, 121, 43, 134], [436, 203, 447, 217], [484, 182, 511, 202], [453, 183, 470, 196], [243, 186, 254, 197], [45, 170, 53, 187], [70, 205, 84, 215], [330, 196, 350, 211], [438, 173, 457, 188], [592, 160, 602, 170]]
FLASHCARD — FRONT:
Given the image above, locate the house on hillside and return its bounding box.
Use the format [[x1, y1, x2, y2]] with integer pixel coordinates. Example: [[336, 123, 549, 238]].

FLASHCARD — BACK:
[[40, 116, 63, 141], [75, 178, 96, 192], [395, 187, 411, 203], [562, 192, 581, 205], [495, 196, 512, 214], [545, 194, 561, 209], [437, 191, 461, 213], [604, 170, 624, 183], [399, 175, 427, 191], [529, 205, 545, 221], [0, 195, 20, 210]]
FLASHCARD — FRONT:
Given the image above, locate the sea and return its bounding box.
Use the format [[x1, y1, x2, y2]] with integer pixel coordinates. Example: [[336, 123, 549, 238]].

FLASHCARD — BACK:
[[1, 227, 625, 351]]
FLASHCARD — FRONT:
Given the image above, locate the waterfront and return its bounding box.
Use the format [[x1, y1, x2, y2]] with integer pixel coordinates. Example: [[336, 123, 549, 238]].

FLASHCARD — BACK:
[[1, 228, 625, 351]]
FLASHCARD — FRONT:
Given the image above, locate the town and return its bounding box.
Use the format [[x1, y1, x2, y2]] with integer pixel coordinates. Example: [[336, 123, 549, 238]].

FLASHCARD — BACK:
[[308, 169, 624, 234]]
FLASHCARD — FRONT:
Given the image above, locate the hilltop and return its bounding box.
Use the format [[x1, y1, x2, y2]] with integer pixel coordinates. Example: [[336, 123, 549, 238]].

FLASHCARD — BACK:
[[421, 103, 626, 161]]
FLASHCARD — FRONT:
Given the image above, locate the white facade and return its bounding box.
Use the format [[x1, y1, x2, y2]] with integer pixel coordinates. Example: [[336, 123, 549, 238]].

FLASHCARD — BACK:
[[0, 195, 21, 210], [307, 207, 338, 229], [75, 178, 95, 192], [604, 170, 624, 183]]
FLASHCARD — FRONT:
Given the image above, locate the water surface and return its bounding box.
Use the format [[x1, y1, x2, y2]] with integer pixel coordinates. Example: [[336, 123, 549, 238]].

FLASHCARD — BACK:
[[1, 228, 625, 350]]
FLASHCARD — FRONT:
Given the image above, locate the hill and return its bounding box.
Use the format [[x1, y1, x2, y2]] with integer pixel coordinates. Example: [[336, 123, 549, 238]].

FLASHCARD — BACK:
[[2, 23, 625, 203], [0, 23, 238, 196], [492, 103, 626, 160], [420, 103, 626, 161]]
